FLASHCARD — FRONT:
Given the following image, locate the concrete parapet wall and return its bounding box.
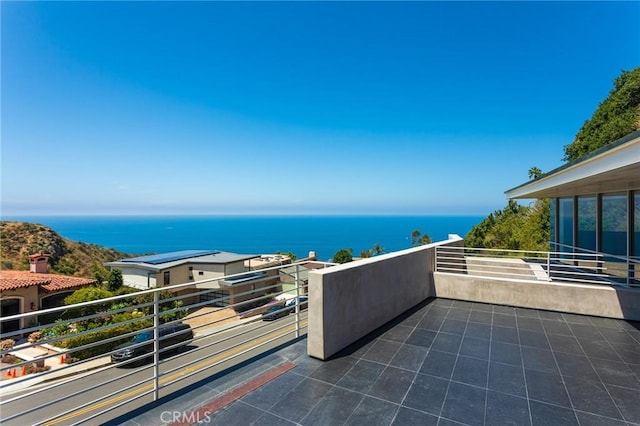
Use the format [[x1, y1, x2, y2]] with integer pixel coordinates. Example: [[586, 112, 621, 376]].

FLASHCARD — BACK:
[[433, 272, 640, 320], [307, 235, 463, 360]]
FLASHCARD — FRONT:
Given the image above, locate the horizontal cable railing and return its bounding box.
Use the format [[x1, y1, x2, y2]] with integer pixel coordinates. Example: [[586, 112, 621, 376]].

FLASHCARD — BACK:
[[435, 245, 639, 287], [0, 261, 333, 425]]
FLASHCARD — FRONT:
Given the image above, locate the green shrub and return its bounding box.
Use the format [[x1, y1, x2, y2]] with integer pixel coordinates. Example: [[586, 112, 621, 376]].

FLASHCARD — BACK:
[[332, 248, 353, 264], [61, 317, 152, 362]]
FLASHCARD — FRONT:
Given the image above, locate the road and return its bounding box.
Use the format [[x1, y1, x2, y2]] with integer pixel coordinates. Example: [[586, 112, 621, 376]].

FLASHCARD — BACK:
[[0, 312, 307, 426]]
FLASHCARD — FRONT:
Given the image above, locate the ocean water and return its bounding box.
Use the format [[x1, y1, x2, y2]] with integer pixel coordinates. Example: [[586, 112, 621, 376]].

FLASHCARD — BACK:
[[4, 215, 482, 261]]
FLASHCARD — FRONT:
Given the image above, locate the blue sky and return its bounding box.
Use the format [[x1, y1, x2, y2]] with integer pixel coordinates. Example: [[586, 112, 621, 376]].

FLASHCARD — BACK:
[[2, 1, 639, 217]]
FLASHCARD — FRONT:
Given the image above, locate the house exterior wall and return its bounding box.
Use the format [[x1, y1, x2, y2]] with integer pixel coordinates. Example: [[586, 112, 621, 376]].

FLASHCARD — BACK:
[[119, 267, 157, 290], [224, 262, 248, 276], [119, 261, 249, 290], [0, 286, 39, 330], [192, 262, 247, 289], [192, 264, 227, 289], [163, 265, 192, 286]]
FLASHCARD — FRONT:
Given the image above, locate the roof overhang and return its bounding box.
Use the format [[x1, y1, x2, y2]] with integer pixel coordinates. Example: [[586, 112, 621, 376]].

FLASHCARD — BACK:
[[505, 131, 640, 199]]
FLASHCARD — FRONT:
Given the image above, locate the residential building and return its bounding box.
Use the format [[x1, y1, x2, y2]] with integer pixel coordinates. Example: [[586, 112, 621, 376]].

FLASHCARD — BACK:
[[505, 130, 640, 279], [104, 249, 273, 306], [0, 253, 96, 334]]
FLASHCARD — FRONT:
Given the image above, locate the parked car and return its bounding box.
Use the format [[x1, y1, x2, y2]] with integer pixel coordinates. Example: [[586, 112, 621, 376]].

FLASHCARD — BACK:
[[111, 322, 193, 366], [261, 297, 309, 321], [284, 296, 308, 311], [261, 304, 290, 321]]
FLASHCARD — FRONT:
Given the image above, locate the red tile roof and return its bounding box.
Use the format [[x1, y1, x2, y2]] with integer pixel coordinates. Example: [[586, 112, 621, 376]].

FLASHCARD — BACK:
[[0, 270, 96, 292]]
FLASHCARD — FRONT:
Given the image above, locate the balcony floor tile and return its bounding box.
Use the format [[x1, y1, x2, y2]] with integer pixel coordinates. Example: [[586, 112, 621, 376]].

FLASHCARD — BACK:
[[121, 298, 640, 426]]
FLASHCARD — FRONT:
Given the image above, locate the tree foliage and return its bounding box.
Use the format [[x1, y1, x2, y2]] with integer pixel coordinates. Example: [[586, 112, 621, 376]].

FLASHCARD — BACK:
[[465, 200, 550, 251], [106, 269, 124, 292], [333, 248, 353, 264], [564, 67, 640, 161], [411, 230, 432, 246], [359, 243, 385, 258], [528, 167, 543, 180], [64, 287, 114, 316]]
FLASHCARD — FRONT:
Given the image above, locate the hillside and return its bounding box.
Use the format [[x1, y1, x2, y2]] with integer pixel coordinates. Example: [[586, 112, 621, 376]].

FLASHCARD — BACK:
[[564, 67, 640, 161], [466, 67, 640, 249], [0, 221, 131, 278]]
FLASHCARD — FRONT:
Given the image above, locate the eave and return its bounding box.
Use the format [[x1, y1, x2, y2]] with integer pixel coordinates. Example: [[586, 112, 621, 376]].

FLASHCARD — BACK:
[[505, 131, 640, 199]]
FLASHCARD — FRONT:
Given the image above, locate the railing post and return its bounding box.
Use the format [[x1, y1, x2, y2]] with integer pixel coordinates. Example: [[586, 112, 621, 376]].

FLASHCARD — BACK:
[[153, 290, 160, 401], [547, 251, 552, 282], [295, 264, 300, 338], [434, 247, 438, 272]]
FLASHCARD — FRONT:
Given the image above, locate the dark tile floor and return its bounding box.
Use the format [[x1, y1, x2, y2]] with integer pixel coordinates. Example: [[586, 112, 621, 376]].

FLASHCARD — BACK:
[[124, 298, 640, 425]]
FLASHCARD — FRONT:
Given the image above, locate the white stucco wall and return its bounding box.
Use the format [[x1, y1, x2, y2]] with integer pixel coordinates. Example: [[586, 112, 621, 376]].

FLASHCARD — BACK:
[[120, 267, 156, 290]]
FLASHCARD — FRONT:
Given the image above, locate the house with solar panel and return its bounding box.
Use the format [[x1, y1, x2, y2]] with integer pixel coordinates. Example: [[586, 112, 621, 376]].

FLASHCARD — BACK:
[[104, 249, 277, 307]]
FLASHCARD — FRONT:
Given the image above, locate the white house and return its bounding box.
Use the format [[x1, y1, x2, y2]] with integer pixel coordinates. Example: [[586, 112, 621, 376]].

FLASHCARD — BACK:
[[105, 249, 270, 306]]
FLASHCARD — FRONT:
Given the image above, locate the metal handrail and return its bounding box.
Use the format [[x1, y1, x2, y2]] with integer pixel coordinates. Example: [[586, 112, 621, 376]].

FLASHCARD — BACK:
[[0, 260, 333, 425], [435, 245, 639, 287]]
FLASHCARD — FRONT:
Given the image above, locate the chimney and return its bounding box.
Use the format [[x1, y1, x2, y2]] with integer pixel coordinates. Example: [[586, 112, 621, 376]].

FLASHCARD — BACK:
[[29, 253, 51, 273]]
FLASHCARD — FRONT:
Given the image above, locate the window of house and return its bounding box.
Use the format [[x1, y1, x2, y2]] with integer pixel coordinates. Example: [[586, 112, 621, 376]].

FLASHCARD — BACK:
[[577, 195, 597, 252], [634, 192, 640, 258], [550, 198, 556, 250], [164, 271, 170, 285], [602, 193, 627, 257], [41, 292, 72, 309], [200, 290, 229, 307], [0, 298, 21, 334], [558, 197, 574, 252]]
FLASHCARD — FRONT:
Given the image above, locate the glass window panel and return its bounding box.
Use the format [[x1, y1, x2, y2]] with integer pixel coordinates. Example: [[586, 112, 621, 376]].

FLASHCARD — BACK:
[[634, 192, 639, 257], [550, 198, 557, 250], [558, 197, 574, 252], [602, 193, 627, 257], [577, 196, 597, 252]]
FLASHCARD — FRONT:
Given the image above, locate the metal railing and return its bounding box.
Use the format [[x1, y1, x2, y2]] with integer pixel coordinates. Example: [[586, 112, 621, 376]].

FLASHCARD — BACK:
[[0, 261, 333, 425], [435, 245, 639, 287]]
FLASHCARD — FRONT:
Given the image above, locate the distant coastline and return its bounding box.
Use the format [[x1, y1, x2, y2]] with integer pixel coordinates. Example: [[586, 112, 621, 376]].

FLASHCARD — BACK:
[[3, 215, 482, 262]]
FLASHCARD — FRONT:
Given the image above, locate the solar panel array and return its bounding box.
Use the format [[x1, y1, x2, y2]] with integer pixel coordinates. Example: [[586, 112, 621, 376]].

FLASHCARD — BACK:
[[222, 272, 267, 284], [122, 250, 220, 265]]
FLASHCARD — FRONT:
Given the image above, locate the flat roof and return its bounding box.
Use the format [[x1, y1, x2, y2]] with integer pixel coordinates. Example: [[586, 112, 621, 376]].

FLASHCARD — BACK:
[[505, 131, 640, 199], [122, 250, 220, 265], [105, 250, 260, 271]]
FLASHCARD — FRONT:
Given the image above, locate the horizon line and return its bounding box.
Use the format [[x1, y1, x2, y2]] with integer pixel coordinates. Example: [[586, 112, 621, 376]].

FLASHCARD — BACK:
[[2, 212, 487, 218]]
